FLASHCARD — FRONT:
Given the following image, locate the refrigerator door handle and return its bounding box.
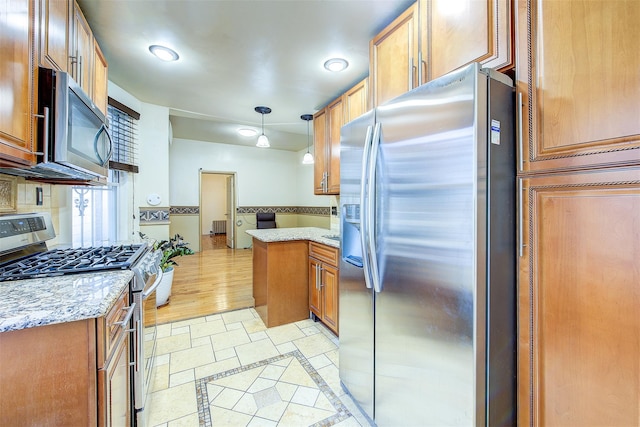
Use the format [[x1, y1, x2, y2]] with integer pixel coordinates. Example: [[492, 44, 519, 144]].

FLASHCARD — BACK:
[[367, 122, 382, 293], [360, 125, 374, 289]]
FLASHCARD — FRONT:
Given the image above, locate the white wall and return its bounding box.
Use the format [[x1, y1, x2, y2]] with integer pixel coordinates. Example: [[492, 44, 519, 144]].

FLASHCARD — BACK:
[[108, 82, 171, 241], [104, 82, 332, 244], [170, 138, 300, 207], [138, 104, 170, 209]]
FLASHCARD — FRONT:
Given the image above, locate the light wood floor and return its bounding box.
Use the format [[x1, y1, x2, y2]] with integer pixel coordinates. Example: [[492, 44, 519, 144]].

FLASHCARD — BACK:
[[156, 234, 254, 325]]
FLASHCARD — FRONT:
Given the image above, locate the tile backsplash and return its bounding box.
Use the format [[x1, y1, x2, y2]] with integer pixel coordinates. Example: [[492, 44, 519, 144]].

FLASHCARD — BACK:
[[1, 174, 68, 246]]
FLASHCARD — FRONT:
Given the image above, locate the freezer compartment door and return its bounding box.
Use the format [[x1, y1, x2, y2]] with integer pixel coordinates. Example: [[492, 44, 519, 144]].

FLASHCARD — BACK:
[[339, 110, 376, 420]]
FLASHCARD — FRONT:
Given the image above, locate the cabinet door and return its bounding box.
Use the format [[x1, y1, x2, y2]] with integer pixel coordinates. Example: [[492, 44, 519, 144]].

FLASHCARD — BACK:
[[92, 39, 108, 115], [313, 109, 327, 194], [518, 167, 640, 427], [370, 2, 418, 107], [0, 0, 36, 167], [326, 97, 343, 194], [71, 2, 92, 95], [344, 77, 368, 123], [39, 0, 70, 72], [516, 0, 640, 174], [421, 0, 512, 83], [321, 264, 339, 335], [98, 334, 131, 427], [309, 258, 322, 317]]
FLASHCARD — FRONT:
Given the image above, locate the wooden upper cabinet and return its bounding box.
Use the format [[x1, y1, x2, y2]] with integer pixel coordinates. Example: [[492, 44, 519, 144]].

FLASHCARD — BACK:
[[39, 0, 71, 72], [326, 97, 343, 194], [313, 108, 327, 194], [421, 0, 513, 83], [344, 77, 368, 123], [516, 0, 640, 174], [313, 96, 343, 195], [370, 2, 419, 107], [518, 167, 640, 427], [92, 39, 108, 115], [0, 0, 37, 167], [71, 2, 92, 96]]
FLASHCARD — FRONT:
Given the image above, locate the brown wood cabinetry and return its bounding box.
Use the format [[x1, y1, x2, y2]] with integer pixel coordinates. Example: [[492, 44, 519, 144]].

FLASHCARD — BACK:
[[420, 0, 512, 83], [1, 0, 107, 169], [93, 39, 109, 115], [39, 0, 71, 72], [369, 0, 513, 107], [308, 242, 339, 335], [515, 0, 640, 174], [344, 77, 368, 123], [0, 285, 132, 426], [369, 2, 419, 107], [313, 108, 327, 194], [70, 1, 92, 95], [314, 77, 369, 195], [313, 96, 342, 195], [0, 0, 37, 167], [517, 167, 640, 426], [252, 238, 309, 327], [516, 1, 640, 425]]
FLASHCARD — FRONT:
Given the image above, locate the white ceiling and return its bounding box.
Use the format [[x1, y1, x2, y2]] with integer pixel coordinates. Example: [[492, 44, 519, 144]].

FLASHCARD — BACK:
[[77, 0, 414, 151]]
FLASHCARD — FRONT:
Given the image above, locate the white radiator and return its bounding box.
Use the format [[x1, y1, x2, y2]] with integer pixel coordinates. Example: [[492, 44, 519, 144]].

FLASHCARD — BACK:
[[211, 220, 226, 235]]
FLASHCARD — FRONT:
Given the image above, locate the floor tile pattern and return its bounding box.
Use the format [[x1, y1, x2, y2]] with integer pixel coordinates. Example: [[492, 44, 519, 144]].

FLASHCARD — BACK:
[[195, 350, 350, 427], [147, 308, 372, 427]]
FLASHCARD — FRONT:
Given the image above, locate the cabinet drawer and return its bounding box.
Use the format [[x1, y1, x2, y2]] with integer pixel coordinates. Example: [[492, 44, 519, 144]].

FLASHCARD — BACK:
[[97, 286, 131, 368], [309, 242, 339, 267]]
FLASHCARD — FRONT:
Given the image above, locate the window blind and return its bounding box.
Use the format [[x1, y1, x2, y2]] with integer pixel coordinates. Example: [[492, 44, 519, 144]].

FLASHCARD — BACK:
[[108, 97, 140, 173]]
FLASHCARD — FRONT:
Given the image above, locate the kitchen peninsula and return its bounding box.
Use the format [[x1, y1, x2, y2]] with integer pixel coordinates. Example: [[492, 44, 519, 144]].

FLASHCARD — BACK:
[[246, 227, 339, 328]]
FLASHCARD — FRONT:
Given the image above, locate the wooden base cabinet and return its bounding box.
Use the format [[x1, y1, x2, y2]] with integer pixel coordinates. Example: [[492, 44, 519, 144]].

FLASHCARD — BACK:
[[517, 167, 640, 426], [0, 285, 132, 426], [252, 238, 310, 328], [308, 242, 339, 335]]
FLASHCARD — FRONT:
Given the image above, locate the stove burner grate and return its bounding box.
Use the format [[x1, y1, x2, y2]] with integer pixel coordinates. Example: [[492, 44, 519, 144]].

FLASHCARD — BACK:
[[0, 244, 148, 282]]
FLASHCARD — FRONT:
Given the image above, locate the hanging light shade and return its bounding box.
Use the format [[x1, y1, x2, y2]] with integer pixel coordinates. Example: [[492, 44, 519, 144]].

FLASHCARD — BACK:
[[254, 106, 271, 148], [301, 114, 314, 164]]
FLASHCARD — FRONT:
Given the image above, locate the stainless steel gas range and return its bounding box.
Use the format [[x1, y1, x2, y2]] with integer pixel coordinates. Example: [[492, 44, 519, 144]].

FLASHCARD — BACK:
[[0, 212, 162, 426]]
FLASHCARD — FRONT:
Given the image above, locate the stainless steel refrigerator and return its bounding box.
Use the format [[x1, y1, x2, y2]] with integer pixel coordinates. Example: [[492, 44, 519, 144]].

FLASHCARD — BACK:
[[339, 63, 515, 426]]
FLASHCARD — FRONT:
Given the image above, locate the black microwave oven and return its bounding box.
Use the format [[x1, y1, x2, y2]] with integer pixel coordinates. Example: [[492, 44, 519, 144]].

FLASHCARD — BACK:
[[0, 67, 112, 185]]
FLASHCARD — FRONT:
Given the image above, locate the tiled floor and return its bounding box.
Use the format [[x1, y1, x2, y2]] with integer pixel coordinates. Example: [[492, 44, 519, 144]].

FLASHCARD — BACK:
[[146, 308, 372, 427]]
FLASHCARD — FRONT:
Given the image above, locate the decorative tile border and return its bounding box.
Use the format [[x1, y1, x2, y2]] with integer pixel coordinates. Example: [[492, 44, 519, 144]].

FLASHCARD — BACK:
[[139, 206, 330, 223], [139, 208, 169, 223], [170, 206, 199, 215], [195, 350, 351, 427], [237, 206, 330, 216]]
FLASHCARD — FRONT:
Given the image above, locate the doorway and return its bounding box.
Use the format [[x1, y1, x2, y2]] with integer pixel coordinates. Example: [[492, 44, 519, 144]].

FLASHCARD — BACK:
[[199, 171, 237, 249]]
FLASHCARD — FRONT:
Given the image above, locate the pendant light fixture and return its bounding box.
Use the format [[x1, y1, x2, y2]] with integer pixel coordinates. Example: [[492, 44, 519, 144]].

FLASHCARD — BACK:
[[301, 114, 314, 164], [254, 106, 271, 148]]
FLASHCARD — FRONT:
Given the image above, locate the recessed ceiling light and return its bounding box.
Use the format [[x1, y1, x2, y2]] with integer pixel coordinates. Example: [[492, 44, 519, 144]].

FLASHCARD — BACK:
[[149, 45, 179, 62], [324, 58, 349, 72], [237, 128, 258, 137]]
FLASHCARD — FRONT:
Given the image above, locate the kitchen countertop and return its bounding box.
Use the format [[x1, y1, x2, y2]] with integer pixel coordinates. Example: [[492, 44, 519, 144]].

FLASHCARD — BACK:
[[0, 270, 133, 333], [246, 227, 340, 249]]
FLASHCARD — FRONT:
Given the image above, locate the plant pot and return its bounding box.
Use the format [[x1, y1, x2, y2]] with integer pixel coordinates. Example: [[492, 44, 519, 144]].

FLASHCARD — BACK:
[[156, 267, 174, 307]]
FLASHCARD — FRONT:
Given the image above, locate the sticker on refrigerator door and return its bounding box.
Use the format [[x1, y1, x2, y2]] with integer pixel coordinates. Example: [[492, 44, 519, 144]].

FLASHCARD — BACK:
[[490, 119, 501, 145]]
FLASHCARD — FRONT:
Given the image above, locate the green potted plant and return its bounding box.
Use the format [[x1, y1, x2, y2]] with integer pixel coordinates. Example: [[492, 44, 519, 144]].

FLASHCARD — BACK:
[[154, 234, 194, 307]]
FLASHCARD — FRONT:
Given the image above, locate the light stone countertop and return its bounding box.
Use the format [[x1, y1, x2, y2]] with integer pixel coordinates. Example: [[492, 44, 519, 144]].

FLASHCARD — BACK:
[[246, 227, 340, 249], [0, 270, 133, 333]]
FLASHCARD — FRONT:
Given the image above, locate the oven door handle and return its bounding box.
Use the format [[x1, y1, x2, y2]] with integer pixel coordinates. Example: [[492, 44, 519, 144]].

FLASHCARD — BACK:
[[142, 270, 164, 300], [113, 302, 136, 329]]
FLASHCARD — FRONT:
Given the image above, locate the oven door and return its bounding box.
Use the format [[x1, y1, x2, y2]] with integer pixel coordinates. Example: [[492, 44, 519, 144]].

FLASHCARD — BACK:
[[133, 269, 162, 425]]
